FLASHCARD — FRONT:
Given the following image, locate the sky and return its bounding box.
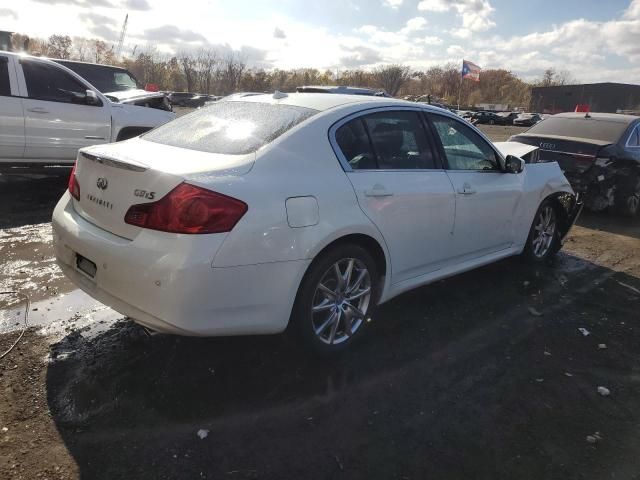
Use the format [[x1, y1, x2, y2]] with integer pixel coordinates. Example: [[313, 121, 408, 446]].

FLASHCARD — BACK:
[[1, 0, 640, 83]]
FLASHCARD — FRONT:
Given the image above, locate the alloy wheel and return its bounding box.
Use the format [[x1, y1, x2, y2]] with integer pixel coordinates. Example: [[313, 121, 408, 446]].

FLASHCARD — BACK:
[[532, 205, 557, 258], [311, 258, 372, 345]]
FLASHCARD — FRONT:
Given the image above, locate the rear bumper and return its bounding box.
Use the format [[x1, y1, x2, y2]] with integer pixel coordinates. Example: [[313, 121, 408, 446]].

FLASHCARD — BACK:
[[52, 192, 310, 336]]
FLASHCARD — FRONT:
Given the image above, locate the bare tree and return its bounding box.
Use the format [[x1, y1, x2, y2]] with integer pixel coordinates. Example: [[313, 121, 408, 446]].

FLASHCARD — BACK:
[[372, 64, 411, 96], [217, 52, 246, 95], [178, 52, 196, 92], [46, 34, 72, 59]]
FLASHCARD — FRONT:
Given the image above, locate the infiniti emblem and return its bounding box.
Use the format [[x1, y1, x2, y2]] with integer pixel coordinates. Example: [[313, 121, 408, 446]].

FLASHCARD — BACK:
[[96, 177, 108, 190]]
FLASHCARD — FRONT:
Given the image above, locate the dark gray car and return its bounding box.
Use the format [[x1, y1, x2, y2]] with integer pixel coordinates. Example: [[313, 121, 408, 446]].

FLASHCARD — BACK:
[[510, 112, 640, 216]]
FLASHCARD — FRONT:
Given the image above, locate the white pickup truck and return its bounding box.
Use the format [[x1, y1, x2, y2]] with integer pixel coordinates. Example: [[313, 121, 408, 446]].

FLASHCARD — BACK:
[[0, 51, 175, 168]]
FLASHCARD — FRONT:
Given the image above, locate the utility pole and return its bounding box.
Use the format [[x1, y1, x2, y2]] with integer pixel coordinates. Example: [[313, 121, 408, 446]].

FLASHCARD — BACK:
[[115, 14, 128, 59]]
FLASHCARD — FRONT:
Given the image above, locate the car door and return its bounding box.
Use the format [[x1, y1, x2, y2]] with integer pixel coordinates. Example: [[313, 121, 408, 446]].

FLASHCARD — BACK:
[[426, 112, 523, 261], [0, 55, 25, 160], [332, 108, 456, 284], [17, 59, 111, 162]]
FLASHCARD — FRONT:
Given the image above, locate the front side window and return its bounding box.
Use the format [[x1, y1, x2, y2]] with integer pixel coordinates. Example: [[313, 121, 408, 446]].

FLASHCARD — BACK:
[[0, 57, 10, 96], [429, 114, 500, 171], [144, 101, 318, 155], [21, 61, 87, 104]]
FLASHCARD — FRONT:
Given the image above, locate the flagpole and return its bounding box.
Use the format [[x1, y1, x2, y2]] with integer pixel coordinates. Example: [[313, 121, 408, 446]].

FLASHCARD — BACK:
[[457, 59, 463, 110]]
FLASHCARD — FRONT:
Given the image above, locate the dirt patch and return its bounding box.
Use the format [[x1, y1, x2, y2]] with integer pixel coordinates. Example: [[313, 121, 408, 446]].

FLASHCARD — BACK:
[[0, 330, 78, 479], [0, 218, 638, 479]]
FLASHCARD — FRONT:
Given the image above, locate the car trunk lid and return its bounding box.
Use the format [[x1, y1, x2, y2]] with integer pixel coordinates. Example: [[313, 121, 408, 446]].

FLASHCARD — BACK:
[[509, 134, 610, 174], [71, 138, 255, 239]]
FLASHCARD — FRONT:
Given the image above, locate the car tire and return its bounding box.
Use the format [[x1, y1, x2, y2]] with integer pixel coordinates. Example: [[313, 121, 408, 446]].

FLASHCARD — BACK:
[[612, 176, 640, 217], [522, 200, 561, 263], [290, 244, 380, 355]]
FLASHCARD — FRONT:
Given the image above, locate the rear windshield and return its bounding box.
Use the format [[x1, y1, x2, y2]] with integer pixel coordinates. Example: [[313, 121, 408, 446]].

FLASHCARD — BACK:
[[526, 117, 630, 143], [144, 101, 318, 155]]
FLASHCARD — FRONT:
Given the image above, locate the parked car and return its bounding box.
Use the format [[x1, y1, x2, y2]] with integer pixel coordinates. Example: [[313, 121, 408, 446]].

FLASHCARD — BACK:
[[167, 92, 197, 106], [297, 85, 391, 97], [54, 59, 172, 112], [52, 93, 580, 354], [513, 113, 543, 127], [496, 112, 520, 125], [470, 111, 503, 125], [0, 51, 175, 168], [510, 112, 640, 216]]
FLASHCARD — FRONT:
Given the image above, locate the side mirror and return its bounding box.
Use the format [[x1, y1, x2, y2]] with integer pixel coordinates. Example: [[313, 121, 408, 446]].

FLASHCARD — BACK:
[[505, 155, 524, 174], [85, 90, 101, 106]]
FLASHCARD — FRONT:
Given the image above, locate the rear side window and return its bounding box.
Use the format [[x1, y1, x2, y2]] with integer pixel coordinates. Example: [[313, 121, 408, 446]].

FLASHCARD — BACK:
[[363, 111, 436, 169], [335, 119, 377, 170], [0, 57, 10, 96], [627, 126, 640, 147], [21, 60, 87, 104], [144, 101, 318, 155]]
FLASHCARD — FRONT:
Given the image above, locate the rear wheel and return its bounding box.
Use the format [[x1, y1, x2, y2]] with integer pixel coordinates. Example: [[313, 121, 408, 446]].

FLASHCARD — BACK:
[[522, 200, 560, 263], [290, 244, 380, 355]]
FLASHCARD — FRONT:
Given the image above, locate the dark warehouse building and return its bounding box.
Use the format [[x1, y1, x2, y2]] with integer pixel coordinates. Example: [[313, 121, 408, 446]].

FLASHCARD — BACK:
[[531, 82, 640, 114]]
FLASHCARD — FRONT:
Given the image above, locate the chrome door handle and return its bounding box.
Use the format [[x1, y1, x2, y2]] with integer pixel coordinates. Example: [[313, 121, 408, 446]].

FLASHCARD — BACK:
[[26, 107, 49, 114], [364, 186, 394, 197]]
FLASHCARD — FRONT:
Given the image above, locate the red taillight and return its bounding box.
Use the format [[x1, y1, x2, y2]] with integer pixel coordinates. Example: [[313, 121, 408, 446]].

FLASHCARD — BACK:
[[68, 164, 80, 200], [124, 183, 248, 234]]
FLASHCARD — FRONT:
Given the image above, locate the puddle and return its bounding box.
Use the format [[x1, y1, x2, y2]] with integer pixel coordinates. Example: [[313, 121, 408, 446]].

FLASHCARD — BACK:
[[0, 289, 122, 338]]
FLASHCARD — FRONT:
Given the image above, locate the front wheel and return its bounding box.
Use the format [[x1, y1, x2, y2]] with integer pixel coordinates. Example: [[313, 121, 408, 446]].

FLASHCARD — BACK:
[[522, 200, 560, 263], [613, 177, 640, 217], [290, 244, 380, 355]]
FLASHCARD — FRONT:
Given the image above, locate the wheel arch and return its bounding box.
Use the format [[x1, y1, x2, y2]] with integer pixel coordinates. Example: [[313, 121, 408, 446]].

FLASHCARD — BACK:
[[115, 126, 152, 142], [540, 191, 579, 240], [286, 231, 389, 332]]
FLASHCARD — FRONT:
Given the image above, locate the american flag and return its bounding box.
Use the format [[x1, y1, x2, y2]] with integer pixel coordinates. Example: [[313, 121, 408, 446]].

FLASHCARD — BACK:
[[461, 60, 481, 82]]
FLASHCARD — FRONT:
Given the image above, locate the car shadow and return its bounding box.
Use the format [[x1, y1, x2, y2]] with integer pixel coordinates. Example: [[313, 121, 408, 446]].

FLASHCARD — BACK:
[[45, 253, 640, 479], [576, 210, 640, 241], [0, 172, 68, 229]]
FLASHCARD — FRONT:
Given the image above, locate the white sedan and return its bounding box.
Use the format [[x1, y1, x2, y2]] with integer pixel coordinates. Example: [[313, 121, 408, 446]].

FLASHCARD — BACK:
[[52, 93, 581, 354]]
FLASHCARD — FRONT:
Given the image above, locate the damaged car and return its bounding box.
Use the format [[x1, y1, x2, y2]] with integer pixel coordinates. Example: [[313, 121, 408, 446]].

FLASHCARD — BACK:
[[55, 59, 173, 112], [53, 94, 580, 354], [0, 52, 175, 168], [510, 112, 640, 216]]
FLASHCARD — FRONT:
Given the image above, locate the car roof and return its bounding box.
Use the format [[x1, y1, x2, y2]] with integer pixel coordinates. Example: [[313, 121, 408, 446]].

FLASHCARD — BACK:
[[54, 58, 129, 71], [553, 112, 638, 124], [227, 92, 414, 112]]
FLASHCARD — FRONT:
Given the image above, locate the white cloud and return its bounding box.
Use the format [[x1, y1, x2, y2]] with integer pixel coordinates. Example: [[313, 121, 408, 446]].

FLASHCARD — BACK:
[[402, 16, 428, 34], [383, 0, 403, 9], [446, 44, 464, 56], [419, 0, 495, 34], [418, 0, 449, 12], [420, 36, 444, 45]]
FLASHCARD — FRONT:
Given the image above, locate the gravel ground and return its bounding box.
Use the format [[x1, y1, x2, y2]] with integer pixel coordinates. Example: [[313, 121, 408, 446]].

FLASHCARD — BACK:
[[0, 126, 639, 479]]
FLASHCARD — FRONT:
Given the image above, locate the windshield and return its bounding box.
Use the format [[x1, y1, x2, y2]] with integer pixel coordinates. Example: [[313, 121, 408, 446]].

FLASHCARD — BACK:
[[144, 101, 319, 155], [56, 61, 139, 92], [526, 116, 629, 143]]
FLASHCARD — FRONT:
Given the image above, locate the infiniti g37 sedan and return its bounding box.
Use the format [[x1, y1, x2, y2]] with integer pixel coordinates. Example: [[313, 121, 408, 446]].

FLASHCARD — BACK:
[[52, 93, 581, 354]]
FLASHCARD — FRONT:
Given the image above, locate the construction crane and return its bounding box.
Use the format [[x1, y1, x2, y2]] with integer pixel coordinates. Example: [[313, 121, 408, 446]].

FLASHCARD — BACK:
[[115, 14, 128, 59]]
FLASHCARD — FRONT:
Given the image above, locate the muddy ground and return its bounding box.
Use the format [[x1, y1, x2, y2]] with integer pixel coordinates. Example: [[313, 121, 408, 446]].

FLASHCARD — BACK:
[[1, 126, 640, 479]]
